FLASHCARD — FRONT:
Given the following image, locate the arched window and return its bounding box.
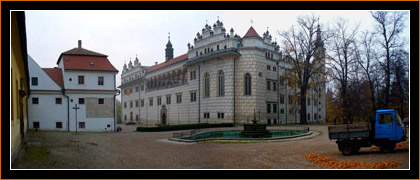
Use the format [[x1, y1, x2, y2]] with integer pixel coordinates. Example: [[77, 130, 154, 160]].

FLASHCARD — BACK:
[[217, 70, 224, 96], [204, 72, 210, 98], [244, 73, 251, 95]]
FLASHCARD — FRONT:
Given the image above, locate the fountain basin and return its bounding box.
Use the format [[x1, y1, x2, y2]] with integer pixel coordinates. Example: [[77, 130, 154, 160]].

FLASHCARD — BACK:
[[169, 129, 312, 143], [240, 124, 272, 138]]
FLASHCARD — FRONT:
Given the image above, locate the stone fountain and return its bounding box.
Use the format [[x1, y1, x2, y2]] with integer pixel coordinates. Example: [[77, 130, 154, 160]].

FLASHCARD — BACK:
[[240, 110, 272, 138]]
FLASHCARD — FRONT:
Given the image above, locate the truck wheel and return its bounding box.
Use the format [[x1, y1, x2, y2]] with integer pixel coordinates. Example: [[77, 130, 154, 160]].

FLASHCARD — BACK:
[[340, 143, 354, 156], [380, 143, 396, 153]]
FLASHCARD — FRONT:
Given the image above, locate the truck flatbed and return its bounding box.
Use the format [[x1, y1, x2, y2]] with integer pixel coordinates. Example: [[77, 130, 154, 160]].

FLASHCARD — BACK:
[[328, 123, 371, 139]]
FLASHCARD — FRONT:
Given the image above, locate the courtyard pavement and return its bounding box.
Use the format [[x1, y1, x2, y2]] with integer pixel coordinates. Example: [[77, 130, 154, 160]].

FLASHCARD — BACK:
[[11, 125, 409, 169]]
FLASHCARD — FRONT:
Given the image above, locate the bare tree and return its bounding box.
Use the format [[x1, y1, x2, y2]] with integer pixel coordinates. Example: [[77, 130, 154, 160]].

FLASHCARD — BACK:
[[390, 49, 409, 118], [279, 14, 327, 124], [371, 11, 407, 108], [326, 18, 359, 123], [356, 30, 379, 114]]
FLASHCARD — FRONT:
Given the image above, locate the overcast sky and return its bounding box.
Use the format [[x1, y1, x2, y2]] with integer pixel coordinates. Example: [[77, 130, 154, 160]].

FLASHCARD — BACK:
[[24, 10, 409, 99]]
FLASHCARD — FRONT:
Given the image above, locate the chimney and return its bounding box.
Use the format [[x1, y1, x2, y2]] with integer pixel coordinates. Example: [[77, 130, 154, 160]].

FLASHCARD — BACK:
[[78, 40, 82, 48], [155, 62, 158, 65]]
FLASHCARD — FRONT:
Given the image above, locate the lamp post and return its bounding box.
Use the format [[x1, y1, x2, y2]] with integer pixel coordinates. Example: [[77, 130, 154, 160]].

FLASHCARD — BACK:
[[73, 104, 80, 134]]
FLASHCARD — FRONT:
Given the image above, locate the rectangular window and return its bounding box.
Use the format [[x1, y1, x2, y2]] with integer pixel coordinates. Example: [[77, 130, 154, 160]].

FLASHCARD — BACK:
[[98, 76, 104, 85], [190, 92, 197, 102], [32, 97, 39, 104], [55, 98, 62, 104], [136, 100, 139, 107], [176, 94, 182, 104], [217, 45, 220, 51], [124, 115, 127, 121], [79, 98, 85, 104], [31, 77, 38, 86], [124, 102, 127, 108], [280, 95, 284, 104], [289, 95, 293, 104], [267, 104, 271, 113], [78, 76, 84, 84], [314, 99, 317, 107], [280, 108, 284, 114], [130, 101, 133, 108], [308, 98, 311, 106], [308, 113, 311, 121], [273, 67, 276, 72], [56, 122, 63, 128], [280, 76, 285, 86], [98, 98, 104, 104], [135, 86, 139, 92], [204, 112, 210, 119], [141, 99, 144, 107], [267, 81, 271, 90], [298, 96, 301, 105], [267, 65, 271, 70], [157, 97, 162, 106], [33, 122, 40, 128], [141, 85, 144, 91], [149, 98, 153, 106], [79, 122, 85, 128], [314, 113, 318, 120], [166, 95, 171, 104], [136, 115, 139, 121], [272, 82, 277, 91], [273, 104, 277, 113], [217, 113, 225, 119]]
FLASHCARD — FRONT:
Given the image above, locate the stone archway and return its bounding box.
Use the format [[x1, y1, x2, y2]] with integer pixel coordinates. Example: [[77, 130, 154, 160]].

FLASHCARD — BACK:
[[160, 105, 167, 125]]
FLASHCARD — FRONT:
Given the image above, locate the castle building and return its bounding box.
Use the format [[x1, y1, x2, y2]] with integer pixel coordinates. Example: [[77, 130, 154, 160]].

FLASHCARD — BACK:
[[119, 20, 326, 126], [28, 40, 119, 132]]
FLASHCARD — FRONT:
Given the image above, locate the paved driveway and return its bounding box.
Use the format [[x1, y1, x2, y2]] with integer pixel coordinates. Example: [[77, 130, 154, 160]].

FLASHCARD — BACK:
[[12, 125, 409, 169]]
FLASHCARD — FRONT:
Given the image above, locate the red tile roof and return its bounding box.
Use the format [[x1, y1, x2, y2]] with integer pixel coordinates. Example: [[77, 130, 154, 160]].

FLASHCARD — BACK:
[[43, 67, 64, 87], [62, 55, 118, 72], [146, 53, 188, 73], [62, 47, 107, 57], [56, 46, 107, 65], [243, 26, 261, 38]]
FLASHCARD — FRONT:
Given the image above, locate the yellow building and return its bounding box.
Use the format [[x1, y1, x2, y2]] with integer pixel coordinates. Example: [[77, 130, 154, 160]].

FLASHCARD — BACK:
[[11, 11, 30, 163]]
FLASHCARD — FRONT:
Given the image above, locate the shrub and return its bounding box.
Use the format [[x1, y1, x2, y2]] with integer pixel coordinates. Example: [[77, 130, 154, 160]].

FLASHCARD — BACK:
[[136, 123, 234, 132]]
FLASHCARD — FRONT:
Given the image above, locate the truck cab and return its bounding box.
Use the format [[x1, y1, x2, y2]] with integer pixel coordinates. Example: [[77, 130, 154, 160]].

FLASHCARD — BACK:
[[374, 109, 406, 151]]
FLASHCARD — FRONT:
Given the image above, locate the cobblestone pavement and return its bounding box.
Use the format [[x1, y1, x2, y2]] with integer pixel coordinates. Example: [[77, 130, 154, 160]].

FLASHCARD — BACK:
[[11, 125, 409, 169]]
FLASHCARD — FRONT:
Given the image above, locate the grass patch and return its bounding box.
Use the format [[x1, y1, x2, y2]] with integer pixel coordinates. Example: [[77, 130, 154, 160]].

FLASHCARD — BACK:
[[25, 145, 50, 161], [137, 123, 234, 132]]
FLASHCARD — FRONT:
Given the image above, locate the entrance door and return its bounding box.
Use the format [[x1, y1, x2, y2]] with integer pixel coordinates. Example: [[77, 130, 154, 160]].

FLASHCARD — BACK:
[[161, 113, 167, 125]]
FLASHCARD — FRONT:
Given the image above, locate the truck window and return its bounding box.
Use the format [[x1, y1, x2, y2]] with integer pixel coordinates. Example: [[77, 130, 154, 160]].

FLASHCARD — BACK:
[[379, 114, 393, 124]]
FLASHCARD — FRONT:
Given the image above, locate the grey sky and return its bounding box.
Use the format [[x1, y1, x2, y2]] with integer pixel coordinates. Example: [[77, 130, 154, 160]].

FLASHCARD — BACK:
[[24, 10, 409, 99]]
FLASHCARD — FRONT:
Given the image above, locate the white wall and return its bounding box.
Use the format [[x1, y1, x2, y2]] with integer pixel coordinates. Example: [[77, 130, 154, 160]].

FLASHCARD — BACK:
[[28, 55, 61, 91], [63, 70, 116, 90], [28, 93, 68, 131]]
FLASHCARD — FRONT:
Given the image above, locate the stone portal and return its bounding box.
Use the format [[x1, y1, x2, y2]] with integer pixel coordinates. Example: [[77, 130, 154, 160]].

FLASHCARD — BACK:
[[160, 105, 167, 125]]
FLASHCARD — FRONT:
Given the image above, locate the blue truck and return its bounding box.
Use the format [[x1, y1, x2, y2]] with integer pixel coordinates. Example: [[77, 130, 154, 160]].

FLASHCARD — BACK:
[[328, 109, 407, 155]]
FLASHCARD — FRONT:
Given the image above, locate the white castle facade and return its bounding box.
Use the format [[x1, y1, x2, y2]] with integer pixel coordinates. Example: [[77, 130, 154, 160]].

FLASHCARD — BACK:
[[119, 20, 326, 126]]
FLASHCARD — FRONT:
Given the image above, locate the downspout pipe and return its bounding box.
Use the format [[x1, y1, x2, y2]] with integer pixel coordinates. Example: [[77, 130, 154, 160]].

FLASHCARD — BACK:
[[62, 88, 70, 132], [277, 61, 280, 125], [233, 58, 236, 125], [114, 90, 120, 132], [198, 64, 201, 124]]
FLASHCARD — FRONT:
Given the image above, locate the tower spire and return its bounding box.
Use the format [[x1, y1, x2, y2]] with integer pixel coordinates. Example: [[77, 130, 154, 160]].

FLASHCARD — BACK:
[[165, 32, 174, 61]]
